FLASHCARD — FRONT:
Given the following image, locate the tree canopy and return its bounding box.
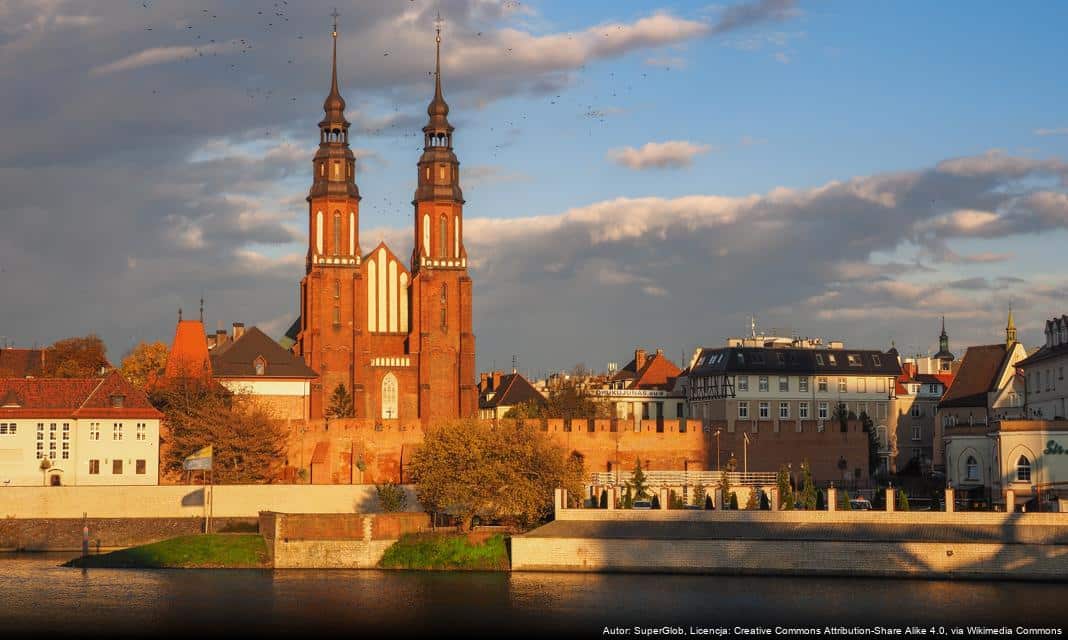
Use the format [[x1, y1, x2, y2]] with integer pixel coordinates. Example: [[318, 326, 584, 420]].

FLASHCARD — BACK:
[[120, 341, 169, 390], [326, 383, 354, 419], [408, 419, 585, 530], [42, 334, 109, 378]]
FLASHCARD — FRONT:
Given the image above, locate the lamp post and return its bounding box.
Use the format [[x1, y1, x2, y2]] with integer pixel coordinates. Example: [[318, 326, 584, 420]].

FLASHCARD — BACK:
[[713, 429, 722, 471]]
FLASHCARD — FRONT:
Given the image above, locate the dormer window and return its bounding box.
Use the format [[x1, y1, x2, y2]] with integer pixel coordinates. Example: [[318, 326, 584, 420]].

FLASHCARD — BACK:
[[828, 354, 837, 366], [872, 355, 882, 367], [815, 354, 824, 366], [254, 357, 267, 376], [847, 354, 861, 367], [110, 395, 125, 409]]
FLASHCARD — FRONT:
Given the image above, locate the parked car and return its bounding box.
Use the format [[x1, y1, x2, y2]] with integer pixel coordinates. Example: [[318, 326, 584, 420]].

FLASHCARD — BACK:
[[632, 500, 653, 510], [849, 497, 873, 510]]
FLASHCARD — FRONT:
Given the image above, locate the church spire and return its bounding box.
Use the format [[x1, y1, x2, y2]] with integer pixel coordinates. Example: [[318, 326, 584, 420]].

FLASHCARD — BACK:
[[425, 13, 452, 140], [309, 9, 358, 202], [1006, 304, 1017, 348], [321, 9, 347, 129]]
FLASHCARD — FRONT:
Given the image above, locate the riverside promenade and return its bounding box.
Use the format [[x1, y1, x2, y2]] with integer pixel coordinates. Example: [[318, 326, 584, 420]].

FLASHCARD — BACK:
[[511, 488, 1068, 580]]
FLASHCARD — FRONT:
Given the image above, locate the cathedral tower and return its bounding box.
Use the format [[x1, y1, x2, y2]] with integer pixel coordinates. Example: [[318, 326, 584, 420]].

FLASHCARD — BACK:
[[296, 16, 362, 416]]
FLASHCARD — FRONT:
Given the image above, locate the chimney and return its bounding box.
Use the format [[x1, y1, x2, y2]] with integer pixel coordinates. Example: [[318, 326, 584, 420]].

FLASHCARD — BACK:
[[232, 322, 245, 341], [215, 329, 228, 348], [634, 348, 647, 371], [479, 372, 490, 391], [492, 371, 504, 391], [655, 348, 664, 357]]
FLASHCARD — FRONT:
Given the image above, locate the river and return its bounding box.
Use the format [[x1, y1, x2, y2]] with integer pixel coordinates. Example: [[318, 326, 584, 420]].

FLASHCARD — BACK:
[[0, 554, 1064, 638]]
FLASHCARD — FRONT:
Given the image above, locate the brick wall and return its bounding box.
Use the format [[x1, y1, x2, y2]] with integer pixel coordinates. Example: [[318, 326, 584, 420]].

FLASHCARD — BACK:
[[262, 511, 430, 568]]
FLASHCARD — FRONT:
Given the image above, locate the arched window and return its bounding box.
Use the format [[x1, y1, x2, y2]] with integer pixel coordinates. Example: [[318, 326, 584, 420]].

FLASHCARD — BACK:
[[333, 279, 341, 299], [333, 211, 342, 256], [438, 215, 447, 258], [381, 373, 398, 420], [965, 456, 979, 482], [332, 306, 340, 327], [440, 284, 447, 331], [1016, 456, 1031, 482], [254, 357, 266, 376]]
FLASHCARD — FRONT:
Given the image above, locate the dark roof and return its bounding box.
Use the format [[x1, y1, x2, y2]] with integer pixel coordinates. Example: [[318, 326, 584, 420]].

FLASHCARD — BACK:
[[939, 344, 1010, 409], [689, 346, 901, 378], [915, 373, 952, 387], [479, 373, 545, 409], [1017, 315, 1068, 368], [210, 326, 318, 379]]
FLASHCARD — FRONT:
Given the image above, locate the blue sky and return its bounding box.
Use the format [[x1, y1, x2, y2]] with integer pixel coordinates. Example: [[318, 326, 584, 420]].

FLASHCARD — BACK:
[[0, 0, 1066, 376]]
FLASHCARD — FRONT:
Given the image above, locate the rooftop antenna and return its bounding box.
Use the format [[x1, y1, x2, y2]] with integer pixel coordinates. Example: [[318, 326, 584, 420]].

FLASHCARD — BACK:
[[512, 354, 518, 374], [199, 295, 204, 323], [750, 314, 757, 338]]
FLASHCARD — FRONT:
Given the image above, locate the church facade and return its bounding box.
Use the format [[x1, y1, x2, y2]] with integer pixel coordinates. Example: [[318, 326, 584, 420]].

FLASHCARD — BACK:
[[291, 24, 476, 424]]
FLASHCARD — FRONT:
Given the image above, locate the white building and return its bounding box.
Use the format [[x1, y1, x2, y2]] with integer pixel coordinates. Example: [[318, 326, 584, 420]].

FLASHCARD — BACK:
[[0, 371, 162, 486], [1019, 314, 1068, 421]]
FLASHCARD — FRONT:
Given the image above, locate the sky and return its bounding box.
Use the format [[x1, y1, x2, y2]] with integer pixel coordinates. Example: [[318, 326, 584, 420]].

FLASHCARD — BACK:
[[1, 0, 1067, 379]]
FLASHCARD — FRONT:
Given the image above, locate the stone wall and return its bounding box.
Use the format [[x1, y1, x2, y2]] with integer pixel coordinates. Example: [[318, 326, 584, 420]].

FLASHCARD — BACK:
[[260, 511, 430, 568], [0, 484, 421, 519], [0, 517, 258, 552]]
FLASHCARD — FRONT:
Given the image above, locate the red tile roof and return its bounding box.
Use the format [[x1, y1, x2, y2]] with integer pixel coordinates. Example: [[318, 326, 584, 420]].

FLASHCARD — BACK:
[[0, 371, 161, 419], [163, 320, 213, 381], [0, 348, 46, 377], [631, 353, 682, 391]]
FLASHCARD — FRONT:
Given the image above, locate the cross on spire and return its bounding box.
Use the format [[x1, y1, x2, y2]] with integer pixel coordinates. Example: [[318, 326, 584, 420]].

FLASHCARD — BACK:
[[331, 8, 340, 37]]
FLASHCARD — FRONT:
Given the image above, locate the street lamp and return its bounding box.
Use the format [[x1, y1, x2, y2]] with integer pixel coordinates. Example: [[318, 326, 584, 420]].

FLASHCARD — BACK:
[[713, 429, 722, 471]]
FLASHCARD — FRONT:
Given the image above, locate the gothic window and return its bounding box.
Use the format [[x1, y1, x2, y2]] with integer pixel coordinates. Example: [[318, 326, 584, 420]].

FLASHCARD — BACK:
[[381, 373, 398, 420], [333, 306, 340, 327], [965, 456, 979, 482], [334, 279, 341, 299], [439, 215, 447, 258], [333, 211, 342, 256], [440, 284, 447, 331], [1016, 456, 1031, 482], [254, 357, 266, 376]]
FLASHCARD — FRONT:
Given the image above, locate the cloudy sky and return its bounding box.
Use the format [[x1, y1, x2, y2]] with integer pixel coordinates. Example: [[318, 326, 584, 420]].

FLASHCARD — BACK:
[[1, 0, 1067, 378]]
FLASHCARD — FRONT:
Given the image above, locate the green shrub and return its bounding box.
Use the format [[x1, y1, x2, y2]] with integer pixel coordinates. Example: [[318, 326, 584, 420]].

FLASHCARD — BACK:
[[375, 481, 408, 513], [379, 533, 509, 570], [896, 488, 910, 511]]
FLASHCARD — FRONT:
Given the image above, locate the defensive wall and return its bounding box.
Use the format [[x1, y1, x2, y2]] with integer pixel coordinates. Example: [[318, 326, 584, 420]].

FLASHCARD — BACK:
[[512, 491, 1068, 580], [276, 417, 868, 486], [260, 511, 430, 568]]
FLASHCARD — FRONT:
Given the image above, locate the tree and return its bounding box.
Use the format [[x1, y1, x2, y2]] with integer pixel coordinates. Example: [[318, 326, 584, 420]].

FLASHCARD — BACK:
[[153, 378, 287, 483], [729, 492, 738, 510], [598, 489, 608, 509], [759, 489, 771, 510], [799, 459, 817, 510], [896, 488, 910, 511], [408, 419, 584, 531], [816, 488, 825, 510], [860, 411, 880, 477], [669, 490, 685, 509], [834, 402, 849, 434], [376, 482, 408, 512], [692, 483, 706, 507], [120, 341, 169, 390], [622, 485, 634, 509], [42, 334, 109, 378], [745, 487, 758, 510], [841, 490, 853, 510], [627, 457, 650, 501], [651, 494, 661, 509], [776, 464, 794, 510], [719, 456, 736, 509], [704, 494, 714, 510], [326, 383, 354, 419]]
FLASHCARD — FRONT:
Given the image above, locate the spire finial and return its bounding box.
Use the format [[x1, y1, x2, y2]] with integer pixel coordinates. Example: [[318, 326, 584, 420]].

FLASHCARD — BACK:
[[199, 296, 204, 323], [178, 307, 183, 322], [434, 11, 444, 102], [330, 8, 340, 96]]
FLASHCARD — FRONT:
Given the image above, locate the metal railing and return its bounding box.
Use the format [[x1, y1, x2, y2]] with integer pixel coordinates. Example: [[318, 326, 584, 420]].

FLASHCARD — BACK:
[[590, 470, 777, 487]]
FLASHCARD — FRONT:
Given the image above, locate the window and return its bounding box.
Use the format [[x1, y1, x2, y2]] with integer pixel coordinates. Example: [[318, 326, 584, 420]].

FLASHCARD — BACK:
[[815, 354, 824, 366], [799, 377, 809, 392], [759, 402, 770, 419], [641, 403, 650, 420], [440, 284, 448, 331], [779, 376, 789, 392], [62, 423, 69, 440], [334, 279, 341, 299], [828, 354, 837, 366], [1016, 456, 1031, 483], [858, 378, 867, 393], [847, 354, 861, 366], [818, 377, 828, 392], [838, 378, 848, 393], [136, 459, 147, 475], [738, 401, 749, 419], [254, 358, 266, 376], [676, 402, 684, 419], [911, 405, 921, 418], [36, 441, 43, 459], [112, 459, 123, 475], [911, 425, 921, 441], [776, 352, 785, 365], [113, 423, 123, 441], [110, 395, 125, 408], [738, 376, 749, 392], [965, 456, 979, 482], [818, 401, 829, 420], [758, 376, 769, 392], [799, 402, 809, 419], [333, 211, 341, 255], [90, 423, 100, 441], [779, 402, 790, 419], [89, 460, 100, 475], [872, 355, 882, 367], [0, 423, 14, 435], [381, 373, 399, 420], [332, 306, 340, 327], [136, 423, 147, 441], [439, 215, 448, 258], [62, 441, 69, 460]]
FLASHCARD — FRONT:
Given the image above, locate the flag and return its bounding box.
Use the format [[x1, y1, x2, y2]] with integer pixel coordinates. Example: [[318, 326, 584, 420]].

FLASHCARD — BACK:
[[183, 445, 213, 471]]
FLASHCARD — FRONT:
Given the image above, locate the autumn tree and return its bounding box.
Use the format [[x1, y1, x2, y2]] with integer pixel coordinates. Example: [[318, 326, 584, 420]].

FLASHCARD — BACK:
[[745, 487, 759, 510], [408, 419, 585, 531], [153, 378, 287, 484], [326, 384, 354, 419], [627, 457, 650, 501], [776, 464, 794, 510], [120, 341, 169, 390], [42, 334, 109, 378], [799, 459, 817, 510]]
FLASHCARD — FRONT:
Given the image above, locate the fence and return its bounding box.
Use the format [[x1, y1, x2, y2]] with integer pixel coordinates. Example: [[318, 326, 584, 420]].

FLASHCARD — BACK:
[[590, 470, 776, 488]]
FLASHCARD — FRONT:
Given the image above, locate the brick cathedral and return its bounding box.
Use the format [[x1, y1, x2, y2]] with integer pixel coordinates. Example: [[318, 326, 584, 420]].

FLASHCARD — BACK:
[[291, 22, 476, 423]]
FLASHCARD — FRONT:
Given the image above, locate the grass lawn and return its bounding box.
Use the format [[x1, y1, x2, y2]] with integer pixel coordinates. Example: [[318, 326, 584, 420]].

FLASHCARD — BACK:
[[379, 532, 510, 571], [65, 534, 269, 569]]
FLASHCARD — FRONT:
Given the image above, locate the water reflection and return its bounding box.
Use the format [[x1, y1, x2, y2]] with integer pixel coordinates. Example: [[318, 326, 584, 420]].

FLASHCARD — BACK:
[[0, 555, 1064, 638]]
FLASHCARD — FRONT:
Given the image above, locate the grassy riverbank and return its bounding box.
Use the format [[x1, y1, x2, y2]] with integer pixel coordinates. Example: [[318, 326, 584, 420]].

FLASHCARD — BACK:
[[65, 534, 269, 569], [379, 532, 510, 571]]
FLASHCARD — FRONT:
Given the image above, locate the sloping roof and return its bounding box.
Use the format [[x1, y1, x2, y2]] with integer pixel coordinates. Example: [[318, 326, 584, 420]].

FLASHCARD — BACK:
[[630, 353, 682, 391], [479, 373, 545, 409], [164, 320, 213, 381], [210, 326, 318, 379], [915, 373, 954, 388], [1017, 315, 1068, 368], [0, 371, 161, 419], [689, 346, 901, 378], [939, 344, 1009, 409], [0, 348, 45, 377]]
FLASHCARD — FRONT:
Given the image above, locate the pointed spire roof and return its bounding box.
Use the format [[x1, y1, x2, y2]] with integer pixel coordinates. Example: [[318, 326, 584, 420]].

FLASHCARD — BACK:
[[321, 10, 348, 127], [426, 15, 451, 126]]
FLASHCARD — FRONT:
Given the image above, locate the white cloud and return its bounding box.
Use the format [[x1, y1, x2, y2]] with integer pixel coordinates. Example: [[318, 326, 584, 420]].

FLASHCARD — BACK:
[[607, 140, 713, 170], [1034, 127, 1068, 137], [91, 43, 226, 75]]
